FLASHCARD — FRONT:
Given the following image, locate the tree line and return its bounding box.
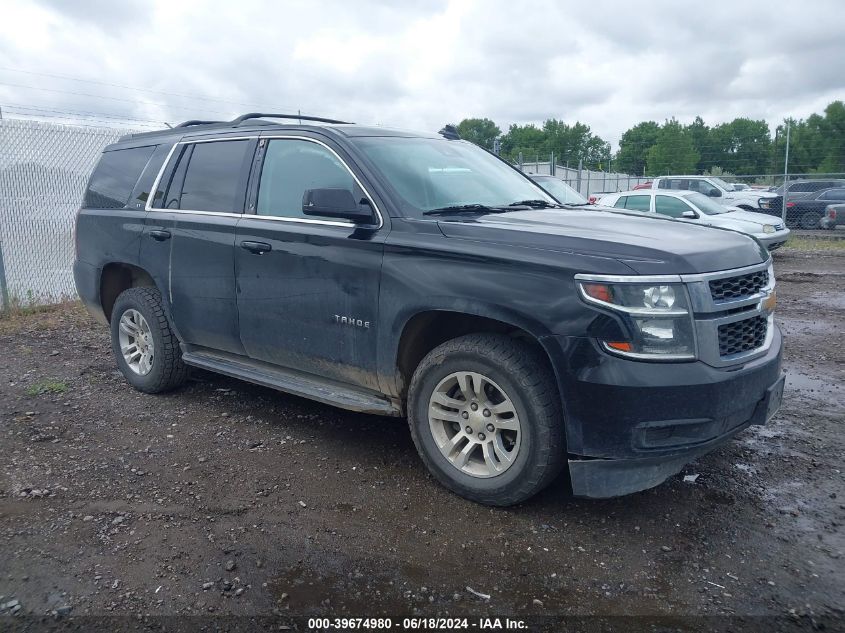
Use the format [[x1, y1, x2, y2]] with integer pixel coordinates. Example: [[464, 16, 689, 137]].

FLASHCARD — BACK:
[[454, 100, 845, 177]]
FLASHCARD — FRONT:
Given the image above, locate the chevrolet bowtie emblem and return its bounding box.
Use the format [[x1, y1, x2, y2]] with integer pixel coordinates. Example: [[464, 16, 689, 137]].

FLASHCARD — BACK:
[[762, 291, 777, 313]]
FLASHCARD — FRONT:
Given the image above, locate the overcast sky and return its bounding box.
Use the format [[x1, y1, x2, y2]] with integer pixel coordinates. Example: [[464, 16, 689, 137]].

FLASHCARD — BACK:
[[1, 0, 843, 147]]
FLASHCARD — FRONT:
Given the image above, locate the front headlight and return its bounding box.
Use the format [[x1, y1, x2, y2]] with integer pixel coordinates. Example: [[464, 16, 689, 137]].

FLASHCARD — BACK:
[[762, 224, 775, 234], [577, 278, 696, 360]]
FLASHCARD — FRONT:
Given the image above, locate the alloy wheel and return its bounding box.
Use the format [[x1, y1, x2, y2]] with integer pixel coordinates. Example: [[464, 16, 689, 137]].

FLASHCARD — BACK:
[[118, 309, 154, 375], [428, 371, 521, 478]]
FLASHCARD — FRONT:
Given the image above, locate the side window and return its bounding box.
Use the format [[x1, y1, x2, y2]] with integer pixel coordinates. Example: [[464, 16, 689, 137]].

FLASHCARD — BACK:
[[613, 196, 627, 209], [820, 188, 845, 201], [84, 146, 156, 209], [790, 182, 813, 192], [655, 195, 691, 218], [659, 179, 685, 190], [257, 139, 356, 219], [178, 140, 253, 212], [624, 195, 651, 211]]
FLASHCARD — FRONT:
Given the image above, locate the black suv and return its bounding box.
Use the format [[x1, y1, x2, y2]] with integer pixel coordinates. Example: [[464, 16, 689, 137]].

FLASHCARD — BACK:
[[74, 113, 785, 505]]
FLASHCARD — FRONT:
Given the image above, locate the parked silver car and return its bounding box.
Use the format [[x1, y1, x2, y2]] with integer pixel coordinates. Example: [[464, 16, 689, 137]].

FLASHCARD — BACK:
[[599, 189, 790, 251]]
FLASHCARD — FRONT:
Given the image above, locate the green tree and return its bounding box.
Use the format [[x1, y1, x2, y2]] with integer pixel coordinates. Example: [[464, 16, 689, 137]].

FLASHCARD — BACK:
[[455, 118, 501, 150], [707, 118, 770, 174], [542, 119, 609, 169], [645, 119, 700, 176], [500, 123, 546, 160], [615, 121, 660, 175], [685, 116, 711, 171], [814, 101, 845, 173]]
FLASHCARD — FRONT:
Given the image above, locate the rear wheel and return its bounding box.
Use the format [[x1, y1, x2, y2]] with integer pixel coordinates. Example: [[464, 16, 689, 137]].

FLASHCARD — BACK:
[[799, 211, 823, 230], [110, 287, 187, 393], [407, 334, 565, 506]]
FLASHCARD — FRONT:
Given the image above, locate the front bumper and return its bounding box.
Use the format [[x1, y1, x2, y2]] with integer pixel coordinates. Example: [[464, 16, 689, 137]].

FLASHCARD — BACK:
[[541, 326, 784, 498], [756, 228, 790, 251]]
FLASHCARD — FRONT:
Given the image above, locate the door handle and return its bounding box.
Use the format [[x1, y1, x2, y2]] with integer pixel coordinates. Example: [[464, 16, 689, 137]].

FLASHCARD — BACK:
[[240, 241, 272, 254], [149, 229, 171, 241]]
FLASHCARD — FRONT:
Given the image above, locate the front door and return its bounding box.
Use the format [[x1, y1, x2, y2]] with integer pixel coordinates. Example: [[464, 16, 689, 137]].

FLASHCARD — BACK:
[[140, 138, 256, 355], [235, 136, 386, 390]]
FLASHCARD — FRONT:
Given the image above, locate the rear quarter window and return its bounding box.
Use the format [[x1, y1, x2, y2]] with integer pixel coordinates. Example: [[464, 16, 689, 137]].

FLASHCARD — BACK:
[[84, 146, 157, 209]]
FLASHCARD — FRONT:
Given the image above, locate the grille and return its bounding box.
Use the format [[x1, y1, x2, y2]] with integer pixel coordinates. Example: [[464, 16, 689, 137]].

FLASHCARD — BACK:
[[709, 269, 769, 301], [718, 316, 768, 356]]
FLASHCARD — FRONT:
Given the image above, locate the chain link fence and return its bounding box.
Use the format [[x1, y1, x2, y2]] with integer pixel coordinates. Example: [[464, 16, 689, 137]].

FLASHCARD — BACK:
[[0, 119, 133, 309]]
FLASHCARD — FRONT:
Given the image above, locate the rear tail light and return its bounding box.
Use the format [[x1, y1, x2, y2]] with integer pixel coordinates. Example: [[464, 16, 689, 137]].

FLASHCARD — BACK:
[[786, 202, 796, 208], [588, 196, 597, 204], [827, 207, 837, 220]]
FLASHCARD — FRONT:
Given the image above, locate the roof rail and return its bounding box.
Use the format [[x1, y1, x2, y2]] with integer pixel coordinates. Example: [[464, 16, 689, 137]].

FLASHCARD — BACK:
[[230, 112, 352, 126], [175, 119, 225, 128]]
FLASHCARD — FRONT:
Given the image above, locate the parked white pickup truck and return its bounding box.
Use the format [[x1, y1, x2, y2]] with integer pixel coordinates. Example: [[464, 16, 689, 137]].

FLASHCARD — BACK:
[[648, 176, 776, 211]]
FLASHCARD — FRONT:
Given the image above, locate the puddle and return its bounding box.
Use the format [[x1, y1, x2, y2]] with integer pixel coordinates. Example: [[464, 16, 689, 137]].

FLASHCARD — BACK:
[[785, 372, 836, 399]]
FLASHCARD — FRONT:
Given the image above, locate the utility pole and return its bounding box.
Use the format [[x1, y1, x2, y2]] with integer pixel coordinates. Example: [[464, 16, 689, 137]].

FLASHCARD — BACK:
[[782, 121, 790, 224]]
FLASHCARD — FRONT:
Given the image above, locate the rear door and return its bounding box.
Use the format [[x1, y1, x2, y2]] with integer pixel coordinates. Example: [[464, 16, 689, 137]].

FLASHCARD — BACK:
[[234, 134, 387, 390], [140, 137, 257, 355]]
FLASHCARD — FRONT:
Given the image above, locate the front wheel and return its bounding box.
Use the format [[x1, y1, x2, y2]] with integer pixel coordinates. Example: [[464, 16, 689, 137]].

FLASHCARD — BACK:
[[110, 287, 187, 393], [407, 334, 565, 506]]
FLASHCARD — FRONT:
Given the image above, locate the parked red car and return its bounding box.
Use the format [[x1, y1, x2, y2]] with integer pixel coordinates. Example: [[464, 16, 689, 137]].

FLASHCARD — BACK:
[[632, 181, 652, 190]]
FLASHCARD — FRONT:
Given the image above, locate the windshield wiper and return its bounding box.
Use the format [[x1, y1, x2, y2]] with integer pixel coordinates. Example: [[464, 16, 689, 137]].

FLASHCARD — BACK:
[[423, 204, 510, 216], [507, 199, 563, 209]]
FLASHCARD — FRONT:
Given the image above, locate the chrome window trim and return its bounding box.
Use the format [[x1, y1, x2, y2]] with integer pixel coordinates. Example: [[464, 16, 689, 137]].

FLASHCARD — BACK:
[[144, 135, 384, 230], [258, 134, 383, 229]]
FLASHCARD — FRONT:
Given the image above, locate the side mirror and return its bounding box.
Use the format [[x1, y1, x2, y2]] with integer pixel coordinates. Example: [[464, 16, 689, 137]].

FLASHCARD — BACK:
[[681, 210, 697, 219], [302, 189, 374, 223], [708, 188, 721, 197]]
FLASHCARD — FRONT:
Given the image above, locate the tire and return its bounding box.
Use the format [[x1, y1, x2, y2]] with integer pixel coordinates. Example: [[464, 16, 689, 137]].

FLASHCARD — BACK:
[[110, 287, 187, 393], [799, 211, 822, 230], [407, 333, 565, 506]]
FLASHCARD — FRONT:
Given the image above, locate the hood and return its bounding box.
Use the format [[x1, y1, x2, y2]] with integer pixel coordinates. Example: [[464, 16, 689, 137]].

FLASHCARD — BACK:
[[720, 209, 783, 227], [436, 208, 768, 275], [728, 189, 776, 200]]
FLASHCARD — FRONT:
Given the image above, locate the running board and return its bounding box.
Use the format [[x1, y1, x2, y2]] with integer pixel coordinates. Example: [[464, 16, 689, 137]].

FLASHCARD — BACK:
[[181, 348, 401, 416]]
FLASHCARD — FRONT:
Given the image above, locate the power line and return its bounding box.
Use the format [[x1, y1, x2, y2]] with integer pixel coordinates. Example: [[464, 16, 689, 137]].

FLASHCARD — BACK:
[[0, 66, 298, 112], [0, 102, 167, 125], [1, 108, 160, 129], [0, 80, 244, 118]]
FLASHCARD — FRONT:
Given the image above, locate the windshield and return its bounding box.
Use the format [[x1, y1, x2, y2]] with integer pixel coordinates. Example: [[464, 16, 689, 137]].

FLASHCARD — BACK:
[[531, 177, 587, 204], [683, 192, 730, 215], [709, 177, 734, 192], [352, 137, 554, 216]]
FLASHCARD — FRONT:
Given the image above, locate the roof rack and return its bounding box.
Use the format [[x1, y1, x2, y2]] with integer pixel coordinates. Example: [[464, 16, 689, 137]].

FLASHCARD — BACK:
[[230, 112, 352, 126], [175, 119, 225, 128]]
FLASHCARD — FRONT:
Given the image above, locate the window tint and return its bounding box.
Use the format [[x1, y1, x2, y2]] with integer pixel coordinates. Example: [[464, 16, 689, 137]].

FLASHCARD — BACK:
[[819, 188, 845, 201], [655, 195, 691, 217], [84, 146, 156, 209], [790, 182, 815, 192], [179, 140, 252, 212], [658, 179, 687, 190], [613, 196, 627, 209], [257, 139, 355, 219], [624, 195, 651, 211]]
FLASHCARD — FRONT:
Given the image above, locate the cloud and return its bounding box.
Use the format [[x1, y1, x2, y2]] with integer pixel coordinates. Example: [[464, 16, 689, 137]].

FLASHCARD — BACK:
[[0, 0, 843, 147]]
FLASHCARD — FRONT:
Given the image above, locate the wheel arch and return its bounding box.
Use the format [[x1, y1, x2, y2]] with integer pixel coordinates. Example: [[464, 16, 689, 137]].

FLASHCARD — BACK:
[[99, 262, 158, 322], [390, 305, 556, 404]]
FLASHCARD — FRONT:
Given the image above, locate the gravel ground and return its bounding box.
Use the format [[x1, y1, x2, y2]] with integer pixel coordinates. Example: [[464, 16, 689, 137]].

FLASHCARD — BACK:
[[1, 246, 843, 629]]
